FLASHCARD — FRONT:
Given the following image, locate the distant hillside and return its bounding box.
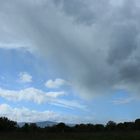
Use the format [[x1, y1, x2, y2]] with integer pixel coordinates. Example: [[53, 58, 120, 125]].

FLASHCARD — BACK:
[[18, 121, 58, 128]]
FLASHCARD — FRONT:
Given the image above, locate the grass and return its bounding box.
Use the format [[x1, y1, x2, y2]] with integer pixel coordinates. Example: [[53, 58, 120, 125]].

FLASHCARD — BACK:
[[1, 131, 140, 140]]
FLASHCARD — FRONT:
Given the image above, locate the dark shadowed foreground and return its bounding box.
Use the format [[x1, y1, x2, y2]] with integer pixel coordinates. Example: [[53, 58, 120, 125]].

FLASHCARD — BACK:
[[1, 132, 140, 140], [1, 117, 140, 140]]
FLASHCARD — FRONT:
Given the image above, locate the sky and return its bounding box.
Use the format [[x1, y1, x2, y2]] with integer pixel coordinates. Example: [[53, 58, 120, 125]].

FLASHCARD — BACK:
[[0, 0, 140, 124]]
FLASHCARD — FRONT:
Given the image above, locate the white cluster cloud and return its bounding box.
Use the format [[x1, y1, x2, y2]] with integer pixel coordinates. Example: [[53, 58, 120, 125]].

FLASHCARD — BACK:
[[0, 104, 91, 123], [45, 78, 69, 89], [0, 104, 60, 122], [0, 87, 85, 110], [19, 72, 32, 83]]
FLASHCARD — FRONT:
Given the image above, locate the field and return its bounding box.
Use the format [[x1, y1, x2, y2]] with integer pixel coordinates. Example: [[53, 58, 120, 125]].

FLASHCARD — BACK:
[[1, 132, 140, 140]]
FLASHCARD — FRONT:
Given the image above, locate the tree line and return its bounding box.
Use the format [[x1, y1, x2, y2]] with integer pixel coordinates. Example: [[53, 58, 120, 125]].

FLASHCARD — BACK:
[[1, 117, 140, 132]]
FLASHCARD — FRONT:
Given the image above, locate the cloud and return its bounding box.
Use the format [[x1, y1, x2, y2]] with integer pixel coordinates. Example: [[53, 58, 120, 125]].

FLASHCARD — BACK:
[[0, 87, 86, 110], [1, 0, 140, 98], [19, 72, 32, 83], [0, 104, 91, 123], [0, 43, 30, 50], [112, 97, 135, 105], [53, 0, 95, 25], [45, 78, 69, 89], [0, 104, 61, 122]]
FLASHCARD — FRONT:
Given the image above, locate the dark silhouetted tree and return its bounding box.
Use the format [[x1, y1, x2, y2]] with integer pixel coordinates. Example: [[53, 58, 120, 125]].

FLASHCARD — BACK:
[[0, 117, 17, 131], [53, 122, 68, 133], [106, 121, 116, 131], [117, 123, 125, 131], [94, 124, 104, 132], [135, 119, 140, 130], [21, 123, 30, 132], [123, 122, 134, 131], [29, 123, 39, 131]]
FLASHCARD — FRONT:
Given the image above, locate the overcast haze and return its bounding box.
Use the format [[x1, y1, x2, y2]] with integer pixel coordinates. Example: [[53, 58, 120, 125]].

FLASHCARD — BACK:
[[0, 0, 140, 123]]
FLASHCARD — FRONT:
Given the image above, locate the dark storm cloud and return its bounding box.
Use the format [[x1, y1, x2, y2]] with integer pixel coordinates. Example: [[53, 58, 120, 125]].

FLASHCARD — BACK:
[[53, 0, 110, 25], [119, 62, 140, 82], [1, 0, 140, 97], [53, 0, 95, 25], [107, 24, 138, 65]]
